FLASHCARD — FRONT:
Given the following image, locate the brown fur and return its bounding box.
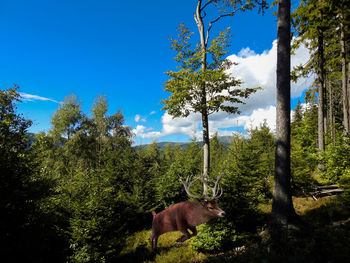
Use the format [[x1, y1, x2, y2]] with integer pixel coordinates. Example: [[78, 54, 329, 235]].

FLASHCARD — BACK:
[[150, 200, 225, 252]]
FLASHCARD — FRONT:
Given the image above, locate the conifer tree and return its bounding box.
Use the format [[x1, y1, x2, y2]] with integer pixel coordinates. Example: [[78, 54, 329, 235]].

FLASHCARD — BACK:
[[293, 0, 350, 145], [272, 0, 296, 225]]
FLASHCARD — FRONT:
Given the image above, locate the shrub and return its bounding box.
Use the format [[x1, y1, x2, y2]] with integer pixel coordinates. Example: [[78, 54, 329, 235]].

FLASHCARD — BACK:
[[191, 221, 237, 252]]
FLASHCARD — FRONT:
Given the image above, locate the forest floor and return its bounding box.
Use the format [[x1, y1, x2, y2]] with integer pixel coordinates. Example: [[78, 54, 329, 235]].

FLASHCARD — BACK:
[[116, 196, 350, 263]]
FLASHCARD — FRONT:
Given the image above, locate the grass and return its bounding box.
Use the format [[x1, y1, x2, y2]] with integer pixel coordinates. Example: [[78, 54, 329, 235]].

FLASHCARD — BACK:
[[117, 230, 207, 263], [116, 196, 350, 263]]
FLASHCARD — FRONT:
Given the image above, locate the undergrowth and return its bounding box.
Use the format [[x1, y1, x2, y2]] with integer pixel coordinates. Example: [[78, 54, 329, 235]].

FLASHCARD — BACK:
[[116, 196, 350, 263]]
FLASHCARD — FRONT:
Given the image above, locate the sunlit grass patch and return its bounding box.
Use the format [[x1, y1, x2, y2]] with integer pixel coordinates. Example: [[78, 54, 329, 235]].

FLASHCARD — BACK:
[[121, 230, 151, 255], [258, 196, 344, 216], [119, 229, 207, 263], [292, 196, 329, 215], [151, 231, 207, 263], [153, 243, 206, 263]]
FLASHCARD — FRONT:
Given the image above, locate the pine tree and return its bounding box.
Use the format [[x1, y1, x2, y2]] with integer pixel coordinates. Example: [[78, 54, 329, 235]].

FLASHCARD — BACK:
[[272, 0, 296, 225]]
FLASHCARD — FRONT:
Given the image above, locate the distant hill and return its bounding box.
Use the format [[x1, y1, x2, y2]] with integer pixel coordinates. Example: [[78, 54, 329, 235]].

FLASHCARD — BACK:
[[134, 136, 233, 150]]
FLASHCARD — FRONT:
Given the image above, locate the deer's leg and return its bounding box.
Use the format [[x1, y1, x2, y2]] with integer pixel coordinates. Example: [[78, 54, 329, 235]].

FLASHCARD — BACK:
[[150, 232, 158, 252], [189, 227, 197, 237], [176, 229, 192, 242], [154, 237, 158, 251], [150, 233, 154, 252]]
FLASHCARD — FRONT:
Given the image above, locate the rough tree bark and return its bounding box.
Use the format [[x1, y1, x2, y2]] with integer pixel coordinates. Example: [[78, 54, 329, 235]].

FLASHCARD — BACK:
[[194, 0, 210, 192], [317, 32, 325, 152], [340, 15, 349, 133], [348, 61, 350, 130], [328, 79, 335, 143], [317, 0, 325, 172], [272, 0, 296, 225]]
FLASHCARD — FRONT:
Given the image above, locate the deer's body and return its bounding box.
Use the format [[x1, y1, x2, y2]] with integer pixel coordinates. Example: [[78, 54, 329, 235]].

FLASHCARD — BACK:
[[150, 200, 225, 252]]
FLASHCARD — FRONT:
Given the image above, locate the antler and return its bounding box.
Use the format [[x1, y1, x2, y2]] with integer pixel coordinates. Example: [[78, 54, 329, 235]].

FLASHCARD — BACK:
[[180, 173, 224, 201], [209, 173, 223, 200], [180, 175, 203, 200]]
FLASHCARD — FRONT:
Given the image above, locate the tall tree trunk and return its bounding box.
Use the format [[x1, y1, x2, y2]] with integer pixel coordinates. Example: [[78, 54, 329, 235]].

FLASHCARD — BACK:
[[201, 109, 210, 182], [317, 44, 325, 152], [348, 61, 350, 130], [317, 1, 325, 171], [195, 0, 210, 195], [340, 17, 349, 133], [272, 0, 296, 225], [328, 79, 335, 144]]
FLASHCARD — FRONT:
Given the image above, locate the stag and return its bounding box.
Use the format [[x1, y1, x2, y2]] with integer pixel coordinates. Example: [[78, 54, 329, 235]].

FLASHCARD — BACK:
[[150, 174, 225, 252]]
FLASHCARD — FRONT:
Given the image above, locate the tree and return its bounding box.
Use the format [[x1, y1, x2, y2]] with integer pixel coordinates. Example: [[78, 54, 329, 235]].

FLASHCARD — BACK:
[[34, 93, 147, 262], [340, 1, 349, 133], [191, 126, 274, 252], [155, 142, 202, 208], [272, 0, 296, 225], [50, 94, 85, 141], [316, 0, 326, 155], [292, 0, 350, 163], [291, 101, 318, 192], [0, 86, 59, 262], [162, 0, 265, 194], [292, 1, 328, 169]]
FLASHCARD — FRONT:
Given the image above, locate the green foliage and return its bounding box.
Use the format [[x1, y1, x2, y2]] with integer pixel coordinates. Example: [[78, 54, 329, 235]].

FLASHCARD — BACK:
[[0, 86, 64, 262], [224, 126, 274, 205], [339, 168, 350, 202], [210, 133, 227, 176], [33, 93, 151, 262], [50, 94, 85, 140], [162, 24, 257, 118], [191, 221, 236, 252], [291, 102, 318, 192], [155, 142, 201, 208], [191, 125, 274, 252], [320, 136, 350, 184], [3, 83, 350, 263]]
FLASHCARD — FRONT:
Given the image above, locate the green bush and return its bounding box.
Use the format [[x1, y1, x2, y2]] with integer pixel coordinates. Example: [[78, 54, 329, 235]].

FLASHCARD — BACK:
[[191, 221, 236, 252], [320, 143, 350, 184]]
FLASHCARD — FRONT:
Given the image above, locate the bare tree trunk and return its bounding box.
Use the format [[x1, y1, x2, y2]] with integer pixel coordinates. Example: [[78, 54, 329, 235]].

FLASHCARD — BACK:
[[328, 79, 335, 144], [340, 17, 349, 133], [195, 0, 210, 195], [317, 41, 325, 152], [317, 2, 325, 171], [348, 61, 350, 130], [272, 0, 296, 225], [202, 109, 210, 182]]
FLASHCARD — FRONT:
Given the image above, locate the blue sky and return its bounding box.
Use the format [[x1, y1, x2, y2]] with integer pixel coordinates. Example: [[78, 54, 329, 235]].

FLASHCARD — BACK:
[[0, 0, 311, 144]]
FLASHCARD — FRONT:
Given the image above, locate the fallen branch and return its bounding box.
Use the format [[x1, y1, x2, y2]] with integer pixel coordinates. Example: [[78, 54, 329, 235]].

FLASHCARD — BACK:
[[310, 185, 344, 200]]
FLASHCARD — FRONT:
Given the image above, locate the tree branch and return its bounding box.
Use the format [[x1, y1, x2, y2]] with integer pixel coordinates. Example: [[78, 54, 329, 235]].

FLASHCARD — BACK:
[[201, 0, 213, 12], [205, 7, 242, 46]]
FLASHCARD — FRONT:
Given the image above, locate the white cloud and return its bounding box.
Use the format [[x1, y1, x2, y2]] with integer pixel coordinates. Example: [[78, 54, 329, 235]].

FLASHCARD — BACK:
[[239, 105, 276, 131], [150, 111, 157, 115], [132, 125, 161, 139], [238, 47, 256, 58], [226, 39, 312, 116], [134, 114, 141, 122], [134, 114, 146, 123], [133, 39, 313, 142], [132, 108, 276, 141], [162, 112, 201, 136], [19, 92, 58, 103]]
